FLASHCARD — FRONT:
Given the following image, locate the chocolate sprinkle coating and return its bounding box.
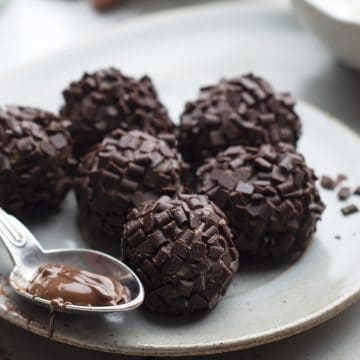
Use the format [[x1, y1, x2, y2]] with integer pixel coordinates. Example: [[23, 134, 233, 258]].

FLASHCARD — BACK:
[[197, 143, 325, 258], [123, 194, 239, 315], [75, 129, 188, 240], [0, 106, 72, 216], [179, 74, 301, 165], [336, 174, 347, 186], [61, 67, 174, 156]]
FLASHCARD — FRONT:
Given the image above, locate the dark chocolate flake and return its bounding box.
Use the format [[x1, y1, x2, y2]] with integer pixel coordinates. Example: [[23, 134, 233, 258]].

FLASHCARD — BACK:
[[235, 181, 254, 195], [336, 174, 348, 186], [254, 157, 272, 170], [17, 137, 34, 152], [218, 174, 238, 190], [341, 204, 359, 216], [338, 187, 351, 201], [320, 175, 336, 190], [50, 133, 67, 149]]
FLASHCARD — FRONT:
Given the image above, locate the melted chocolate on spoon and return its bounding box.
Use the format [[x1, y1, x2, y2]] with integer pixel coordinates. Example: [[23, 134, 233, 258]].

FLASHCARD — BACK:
[[28, 263, 126, 307], [27, 263, 127, 336]]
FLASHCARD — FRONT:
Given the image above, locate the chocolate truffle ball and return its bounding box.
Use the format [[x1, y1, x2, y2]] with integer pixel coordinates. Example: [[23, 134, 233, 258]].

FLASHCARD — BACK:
[[61, 67, 174, 156], [123, 194, 239, 315], [197, 144, 324, 258], [0, 106, 72, 216], [75, 129, 188, 240], [179, 74, 301, 165]]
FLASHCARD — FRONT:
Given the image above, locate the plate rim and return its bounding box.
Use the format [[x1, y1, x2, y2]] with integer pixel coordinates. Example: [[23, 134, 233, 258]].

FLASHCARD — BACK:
[[0, 0, 360, 355], [0, 100, 359, 356], [1, 243, 360, 356]]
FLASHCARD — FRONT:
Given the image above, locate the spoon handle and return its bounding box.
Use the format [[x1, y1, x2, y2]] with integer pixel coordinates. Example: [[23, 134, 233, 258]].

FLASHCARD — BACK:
[[0, 208, 43, 266]]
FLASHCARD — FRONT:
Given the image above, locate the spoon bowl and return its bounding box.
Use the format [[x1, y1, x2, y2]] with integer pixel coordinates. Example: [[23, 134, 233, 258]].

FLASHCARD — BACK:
[[0, 208, 144, 314]]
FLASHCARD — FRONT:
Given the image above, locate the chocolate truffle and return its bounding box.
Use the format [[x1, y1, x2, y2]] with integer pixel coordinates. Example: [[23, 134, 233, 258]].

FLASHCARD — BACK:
[[75, 129, 188, 240], [0, 106, 71, 216], [197, 143, 324, 258], [123, 194, 239, 315], [179, 74, 301, 165], [61, 67, 174, 156]]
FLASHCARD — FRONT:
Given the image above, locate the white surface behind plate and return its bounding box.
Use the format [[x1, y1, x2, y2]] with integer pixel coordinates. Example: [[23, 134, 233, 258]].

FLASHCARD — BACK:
[[0, 0, 359, 358]]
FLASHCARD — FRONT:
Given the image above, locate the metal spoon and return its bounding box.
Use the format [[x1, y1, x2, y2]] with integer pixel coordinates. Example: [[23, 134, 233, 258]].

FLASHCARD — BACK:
[[0, 208, 144, 314]]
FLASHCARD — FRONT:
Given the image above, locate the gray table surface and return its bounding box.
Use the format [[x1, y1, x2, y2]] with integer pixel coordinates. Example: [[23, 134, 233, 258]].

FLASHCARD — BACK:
[[0, 0, 360, 359]]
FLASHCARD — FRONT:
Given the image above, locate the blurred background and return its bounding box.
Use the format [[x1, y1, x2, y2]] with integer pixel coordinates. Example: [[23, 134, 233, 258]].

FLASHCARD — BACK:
[[1, 0, 359, 132], [0, 0, 223, 72]]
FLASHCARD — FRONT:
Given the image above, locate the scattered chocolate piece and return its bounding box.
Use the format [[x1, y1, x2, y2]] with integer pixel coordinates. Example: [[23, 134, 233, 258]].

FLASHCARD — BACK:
[[320, 175, 336, 190], [178, 73, 301, 165], [61, 67, 174, 156], [123, 194, 239, 315], [335, 235, 341, 240], [320, 173, 349, 191], [75, 129, 188, 241], [336, 173, 348, 186], [0, 106, 72, 216], [338, 187, 351, 201], [197, 143, 325, 258], [354, 186, 360, 196], [341, 204, 359, 216]]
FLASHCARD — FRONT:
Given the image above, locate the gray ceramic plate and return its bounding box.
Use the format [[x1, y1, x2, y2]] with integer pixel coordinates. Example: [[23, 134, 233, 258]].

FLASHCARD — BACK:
[[0, 0, 360, 356]]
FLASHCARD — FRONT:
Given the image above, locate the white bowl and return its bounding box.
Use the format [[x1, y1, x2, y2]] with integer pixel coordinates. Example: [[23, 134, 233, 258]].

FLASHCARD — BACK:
[[292, 0, 360, 71]]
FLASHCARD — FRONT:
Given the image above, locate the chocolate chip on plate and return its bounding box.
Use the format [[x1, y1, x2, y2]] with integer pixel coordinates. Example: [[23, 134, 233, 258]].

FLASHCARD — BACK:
[[320, 175, 336, 190], [335, 173, 348, 186], [338, 187, 351, 201], [341, 204, 359, 216]]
